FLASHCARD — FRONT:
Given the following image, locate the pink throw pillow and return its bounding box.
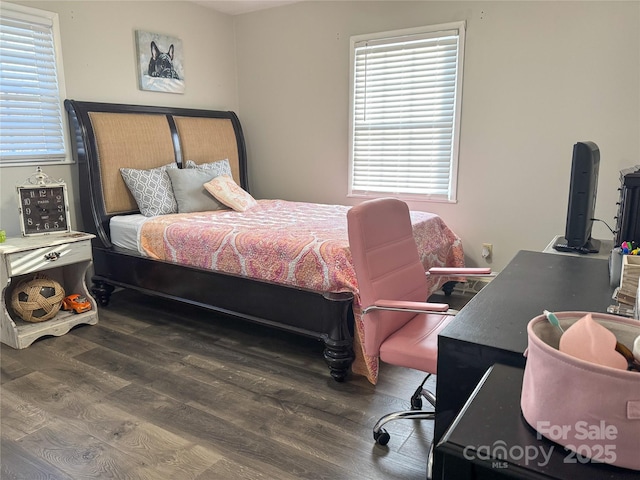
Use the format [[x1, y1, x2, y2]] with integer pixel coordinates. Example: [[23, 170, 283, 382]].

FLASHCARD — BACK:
[[203, 175, 257, 212]]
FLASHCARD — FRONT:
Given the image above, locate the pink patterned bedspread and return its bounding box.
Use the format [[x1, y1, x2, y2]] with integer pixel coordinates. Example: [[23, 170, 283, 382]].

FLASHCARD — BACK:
[[139, 199, 464, 383]]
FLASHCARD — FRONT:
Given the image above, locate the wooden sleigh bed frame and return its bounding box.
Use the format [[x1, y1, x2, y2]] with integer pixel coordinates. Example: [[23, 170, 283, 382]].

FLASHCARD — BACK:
[[65, 100, 355, 381], [65, 100, 463, 383]]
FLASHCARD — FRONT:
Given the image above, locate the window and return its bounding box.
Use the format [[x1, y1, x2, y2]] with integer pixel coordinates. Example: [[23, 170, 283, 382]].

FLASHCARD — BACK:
[[349, 22, 465, 202], [0, 2, 68, 166]]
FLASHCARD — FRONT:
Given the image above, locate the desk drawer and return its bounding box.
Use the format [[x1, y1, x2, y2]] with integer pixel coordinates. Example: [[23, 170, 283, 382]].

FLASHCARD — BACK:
[[6, 240, 92, 277]]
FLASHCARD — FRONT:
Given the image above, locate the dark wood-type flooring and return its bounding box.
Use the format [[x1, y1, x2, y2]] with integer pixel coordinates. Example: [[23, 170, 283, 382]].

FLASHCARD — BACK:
[[1, 288, 472, 480]]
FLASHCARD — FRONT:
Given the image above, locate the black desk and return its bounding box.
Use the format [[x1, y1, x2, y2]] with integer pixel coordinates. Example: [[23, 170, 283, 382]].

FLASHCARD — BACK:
[[434, 250, 616, 476], [436, 364, 637, 479]]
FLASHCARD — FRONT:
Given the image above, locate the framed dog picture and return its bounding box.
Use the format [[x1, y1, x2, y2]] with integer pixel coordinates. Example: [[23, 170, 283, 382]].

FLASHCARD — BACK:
[[135, 30, 185, 94]]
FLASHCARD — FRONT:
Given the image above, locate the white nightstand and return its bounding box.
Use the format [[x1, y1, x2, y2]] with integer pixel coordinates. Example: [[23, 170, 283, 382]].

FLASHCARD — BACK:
[[0, 231, 98, 349]]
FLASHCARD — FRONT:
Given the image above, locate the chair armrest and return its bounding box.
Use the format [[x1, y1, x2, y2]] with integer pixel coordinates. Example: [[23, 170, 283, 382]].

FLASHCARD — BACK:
[[427, 267, 493, 276], [362, 300, 451, 315]]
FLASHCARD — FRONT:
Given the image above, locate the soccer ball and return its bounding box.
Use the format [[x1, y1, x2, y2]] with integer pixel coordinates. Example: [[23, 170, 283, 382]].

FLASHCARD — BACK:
[[11, 274, 65, 322]]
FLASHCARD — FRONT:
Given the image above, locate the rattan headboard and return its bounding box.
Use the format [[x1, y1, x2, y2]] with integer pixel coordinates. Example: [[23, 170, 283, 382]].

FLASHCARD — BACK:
[[65, 100, 247, 248]]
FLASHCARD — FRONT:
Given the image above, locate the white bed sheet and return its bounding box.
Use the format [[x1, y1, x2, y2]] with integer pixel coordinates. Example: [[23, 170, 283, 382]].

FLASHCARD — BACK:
[[110, 214, 148, 254]]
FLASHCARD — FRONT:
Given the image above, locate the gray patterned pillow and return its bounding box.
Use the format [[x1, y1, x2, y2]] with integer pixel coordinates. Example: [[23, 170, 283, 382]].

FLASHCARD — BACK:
[[185, 159, 232, 177], [120, 163, 178, 216]]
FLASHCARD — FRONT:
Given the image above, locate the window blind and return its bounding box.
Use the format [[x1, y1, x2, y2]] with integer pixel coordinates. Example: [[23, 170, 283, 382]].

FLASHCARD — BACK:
[[350, 25, 464, 200], [0, 5, 66, 164]]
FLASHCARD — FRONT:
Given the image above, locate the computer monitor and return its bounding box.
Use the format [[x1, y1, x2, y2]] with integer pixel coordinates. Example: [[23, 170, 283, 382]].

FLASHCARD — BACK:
[[553, 141, 601, 254]]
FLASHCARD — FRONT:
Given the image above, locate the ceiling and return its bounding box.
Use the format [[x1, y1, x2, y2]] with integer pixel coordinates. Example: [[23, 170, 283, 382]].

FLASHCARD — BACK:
[[193, 0, 301, 16]]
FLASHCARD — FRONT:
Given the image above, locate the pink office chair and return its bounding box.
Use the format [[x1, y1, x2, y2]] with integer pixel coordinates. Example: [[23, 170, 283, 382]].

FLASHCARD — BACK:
[[347, 198, 490, 474]]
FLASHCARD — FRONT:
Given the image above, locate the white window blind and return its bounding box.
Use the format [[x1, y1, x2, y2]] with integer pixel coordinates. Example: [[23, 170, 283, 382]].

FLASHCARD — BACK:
[[0, 3, 67, 165], [349, 23, 465, 201]]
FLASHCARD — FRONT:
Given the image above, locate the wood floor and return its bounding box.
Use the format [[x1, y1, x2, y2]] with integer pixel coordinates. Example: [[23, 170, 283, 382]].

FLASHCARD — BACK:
[[1, 288, 472, 480]]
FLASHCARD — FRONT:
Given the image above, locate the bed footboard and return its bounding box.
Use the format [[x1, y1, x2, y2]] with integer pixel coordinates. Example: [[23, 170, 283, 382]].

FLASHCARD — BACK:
[[91, 247, 355, 381]]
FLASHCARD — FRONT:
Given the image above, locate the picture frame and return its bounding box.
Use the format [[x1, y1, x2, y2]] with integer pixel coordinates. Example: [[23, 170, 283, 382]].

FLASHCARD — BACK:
[[17, 168, 71, 237], [135, 30, 185, 94]]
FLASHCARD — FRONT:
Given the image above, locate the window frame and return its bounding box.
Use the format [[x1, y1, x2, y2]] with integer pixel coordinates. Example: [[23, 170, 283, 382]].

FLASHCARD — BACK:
[[0, 1, 69, 168], [348, 21, 465, 203]]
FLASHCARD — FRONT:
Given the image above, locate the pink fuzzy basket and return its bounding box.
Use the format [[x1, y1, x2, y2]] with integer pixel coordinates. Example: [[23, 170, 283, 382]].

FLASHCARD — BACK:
[[521, 311, 640, 471]]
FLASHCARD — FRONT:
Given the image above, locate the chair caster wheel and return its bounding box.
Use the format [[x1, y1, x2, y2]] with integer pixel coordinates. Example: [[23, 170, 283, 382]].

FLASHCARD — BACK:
[[374, 429, 390, 446]]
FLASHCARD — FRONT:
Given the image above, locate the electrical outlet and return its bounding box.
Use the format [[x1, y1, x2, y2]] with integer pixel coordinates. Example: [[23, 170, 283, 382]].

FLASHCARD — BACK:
[[482, 243, 493, 259]]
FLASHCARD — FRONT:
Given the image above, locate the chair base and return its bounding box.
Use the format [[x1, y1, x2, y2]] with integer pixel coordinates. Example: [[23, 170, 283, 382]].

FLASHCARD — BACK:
[[373, 409, 435, 445], [372, 375, 437, 476], [427, 442, 434, 480], [411, 381, 436, 410], [372, 374, 436, 441]]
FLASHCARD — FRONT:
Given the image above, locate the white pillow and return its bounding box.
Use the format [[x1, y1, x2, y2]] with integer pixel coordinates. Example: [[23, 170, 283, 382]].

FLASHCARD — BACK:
[[203, 175, 257, 212], [120, 163, 178, 216], [185, 159, 232, 177], [167, 168, 228, 213]]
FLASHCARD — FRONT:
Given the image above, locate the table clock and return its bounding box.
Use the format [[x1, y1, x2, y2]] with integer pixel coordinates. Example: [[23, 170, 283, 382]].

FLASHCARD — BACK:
[[16, 167, 71, 236]]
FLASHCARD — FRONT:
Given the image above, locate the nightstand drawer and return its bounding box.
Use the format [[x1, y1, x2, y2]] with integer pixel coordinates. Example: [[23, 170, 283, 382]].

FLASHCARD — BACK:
[[6, 240, 92, 277]]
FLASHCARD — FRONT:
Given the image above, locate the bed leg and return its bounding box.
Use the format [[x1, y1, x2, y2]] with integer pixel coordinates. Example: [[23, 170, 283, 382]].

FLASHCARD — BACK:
[[442, 281, 457, 296], [91, 278, 115, 306], [323, 337, 354, 382], [321, 293, 355, 382]]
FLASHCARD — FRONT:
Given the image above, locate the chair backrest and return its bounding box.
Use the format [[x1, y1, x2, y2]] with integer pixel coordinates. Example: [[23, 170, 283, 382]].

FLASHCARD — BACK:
[[347, 198, 431, 356]]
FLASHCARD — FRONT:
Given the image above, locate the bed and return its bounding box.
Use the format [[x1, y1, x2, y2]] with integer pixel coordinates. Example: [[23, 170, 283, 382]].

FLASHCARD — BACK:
[[65, 100, 465, 384]]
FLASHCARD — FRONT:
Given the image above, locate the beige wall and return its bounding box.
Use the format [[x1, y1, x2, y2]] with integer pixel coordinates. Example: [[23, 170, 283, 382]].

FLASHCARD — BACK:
[[0, 1, 237, 236], [1, 1, 638, 272], [235, 1, 640, 270]]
